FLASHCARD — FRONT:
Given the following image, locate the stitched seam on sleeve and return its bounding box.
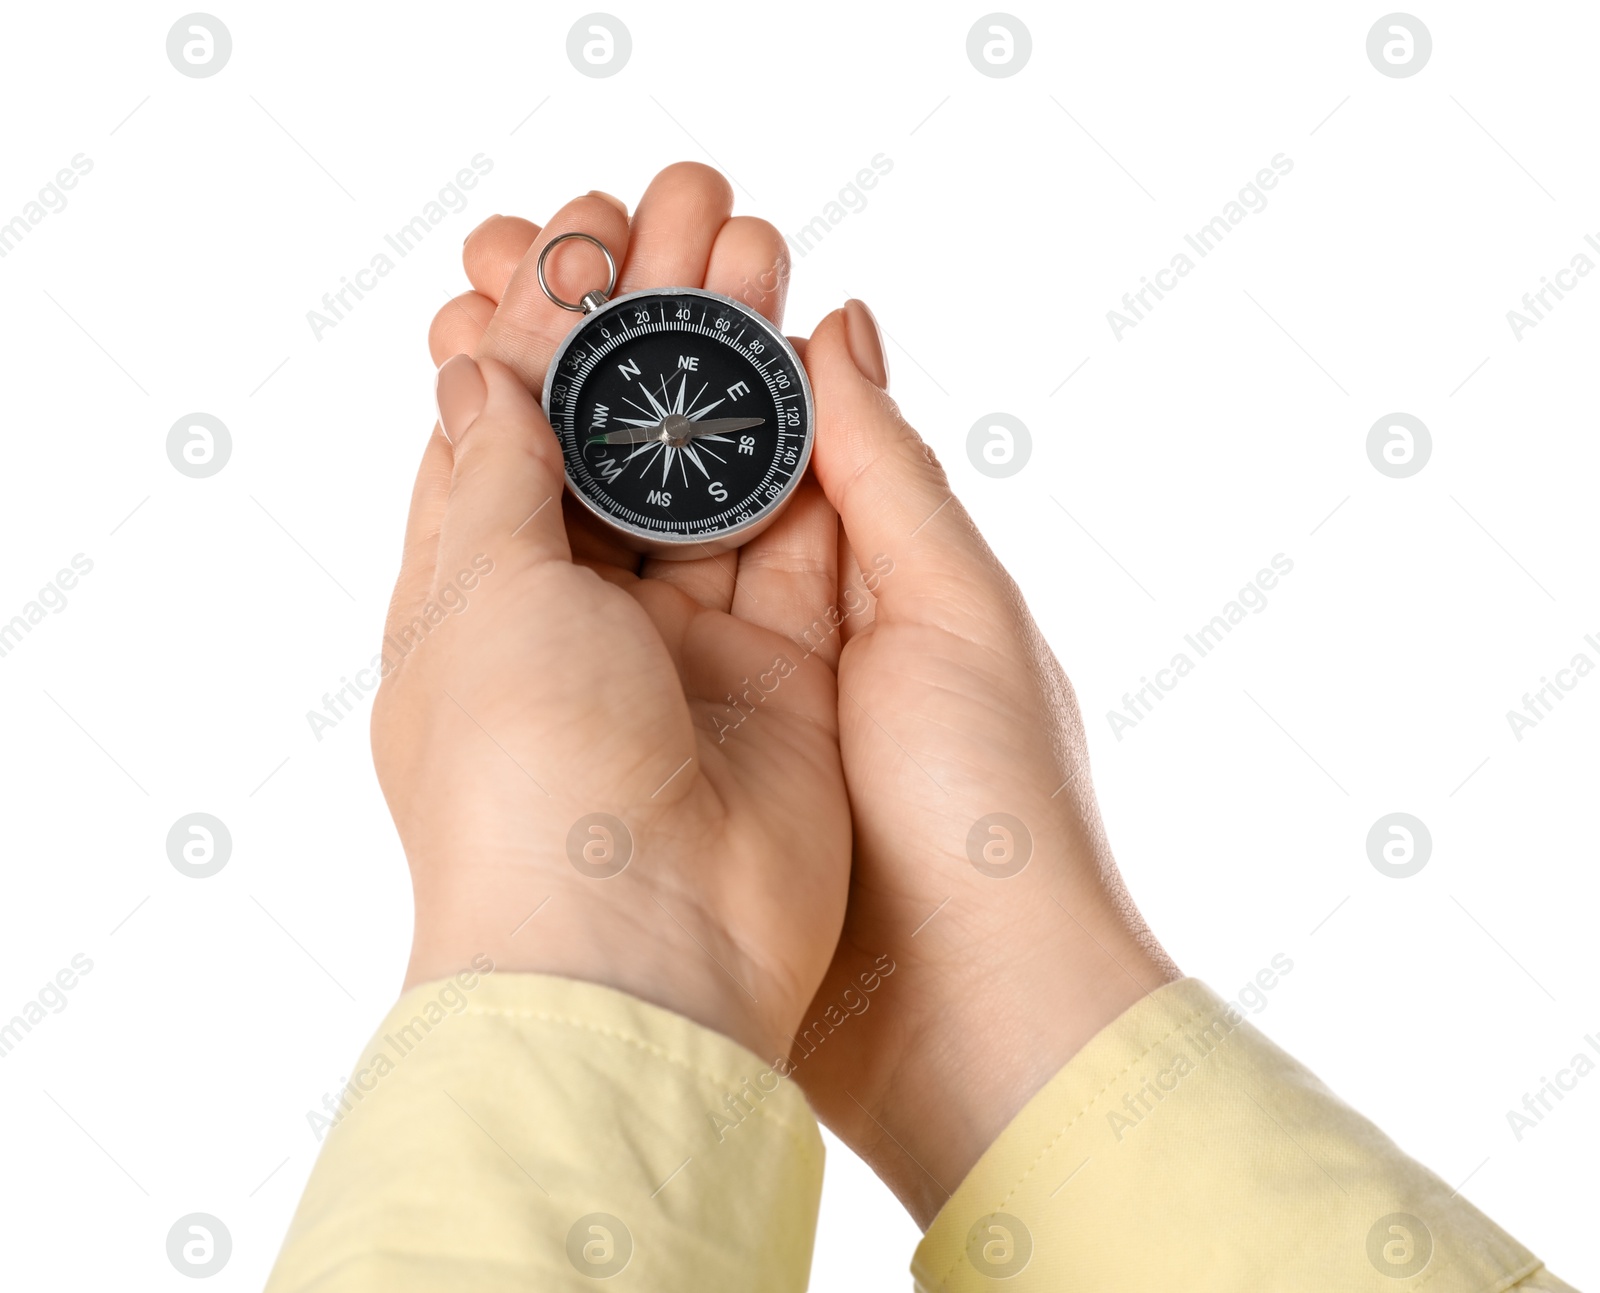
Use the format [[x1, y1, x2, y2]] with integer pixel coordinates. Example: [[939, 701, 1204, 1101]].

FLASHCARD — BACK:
[[458, 1004, 818, 1160], [1416, 1253, 1544, 1293], [1500, 1260, 1557, 1292]]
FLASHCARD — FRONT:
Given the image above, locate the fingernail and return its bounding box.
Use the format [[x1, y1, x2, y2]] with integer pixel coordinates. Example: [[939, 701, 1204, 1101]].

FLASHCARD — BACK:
[[464, 214, 501, 245], [436, 354, 487, 444], [843, 299, 888, 389], [588, 190, 628, 216]]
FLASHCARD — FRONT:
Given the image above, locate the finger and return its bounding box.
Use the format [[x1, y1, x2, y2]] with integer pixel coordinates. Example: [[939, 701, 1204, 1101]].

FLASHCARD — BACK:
[[435, 355, 571, 566], [638, 549, 737, 612], [463, 215, 541, 303], [587, 190, 629, 217], [383, 427, 454, 644], [428, 291, 495, 365], [704, 216, 790, 327], [835, 528, 878, 646], [729, 479, 842, 667], [806, 300, 1003, 625], [618, 162, 734, 295], [477, 195, 633, 397]]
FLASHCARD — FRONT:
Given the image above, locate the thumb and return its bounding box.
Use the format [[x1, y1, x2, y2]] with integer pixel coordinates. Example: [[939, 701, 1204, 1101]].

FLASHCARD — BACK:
[[434, 354, 571, 567], [806, 301, 1004, 622]]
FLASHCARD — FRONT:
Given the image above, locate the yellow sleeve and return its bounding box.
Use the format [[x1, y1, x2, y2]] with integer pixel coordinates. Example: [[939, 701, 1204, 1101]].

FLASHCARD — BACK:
[[265, 970, 823, 1292], [913, 978, 1575, 1292]]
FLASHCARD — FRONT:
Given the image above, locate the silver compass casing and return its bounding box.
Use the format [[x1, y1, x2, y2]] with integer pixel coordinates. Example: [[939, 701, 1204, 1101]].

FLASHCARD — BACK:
[[541, 286, 815, 560]]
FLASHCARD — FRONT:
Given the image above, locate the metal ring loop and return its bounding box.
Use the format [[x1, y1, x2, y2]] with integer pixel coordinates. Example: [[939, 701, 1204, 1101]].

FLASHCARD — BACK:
[[536, 232, 618, 312]]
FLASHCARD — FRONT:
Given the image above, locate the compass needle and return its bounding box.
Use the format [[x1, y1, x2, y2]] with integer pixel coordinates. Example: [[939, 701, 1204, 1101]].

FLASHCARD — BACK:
[[679, 417, 767, 441]]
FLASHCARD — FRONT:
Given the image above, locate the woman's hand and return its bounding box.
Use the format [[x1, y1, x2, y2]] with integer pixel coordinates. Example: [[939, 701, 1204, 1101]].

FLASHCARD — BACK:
[[377, 165, 850, 1063], [790, 304, 1181, 1225]]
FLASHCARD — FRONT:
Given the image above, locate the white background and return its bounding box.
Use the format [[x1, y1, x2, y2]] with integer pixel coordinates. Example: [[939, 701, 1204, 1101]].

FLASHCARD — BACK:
[[1, 1, 1595, 1287]]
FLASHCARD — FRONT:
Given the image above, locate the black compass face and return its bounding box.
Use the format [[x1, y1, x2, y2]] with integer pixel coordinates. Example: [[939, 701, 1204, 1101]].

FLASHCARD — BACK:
[[544, 289, 813, 547]]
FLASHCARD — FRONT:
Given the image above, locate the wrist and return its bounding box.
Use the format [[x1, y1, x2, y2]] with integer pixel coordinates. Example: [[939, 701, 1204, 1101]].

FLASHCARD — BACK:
[[404, 864, 793, 1064], [852, 888, 1177, 1228]]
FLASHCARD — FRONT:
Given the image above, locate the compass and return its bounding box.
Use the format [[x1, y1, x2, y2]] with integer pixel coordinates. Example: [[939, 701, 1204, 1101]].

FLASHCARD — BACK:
[[538, 233, 815, 558]]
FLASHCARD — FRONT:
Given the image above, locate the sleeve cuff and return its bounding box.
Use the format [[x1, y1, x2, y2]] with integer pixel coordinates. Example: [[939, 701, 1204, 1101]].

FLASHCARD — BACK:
[[912, 978, 1571, 1292], [266, 969, 824, 1292]]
